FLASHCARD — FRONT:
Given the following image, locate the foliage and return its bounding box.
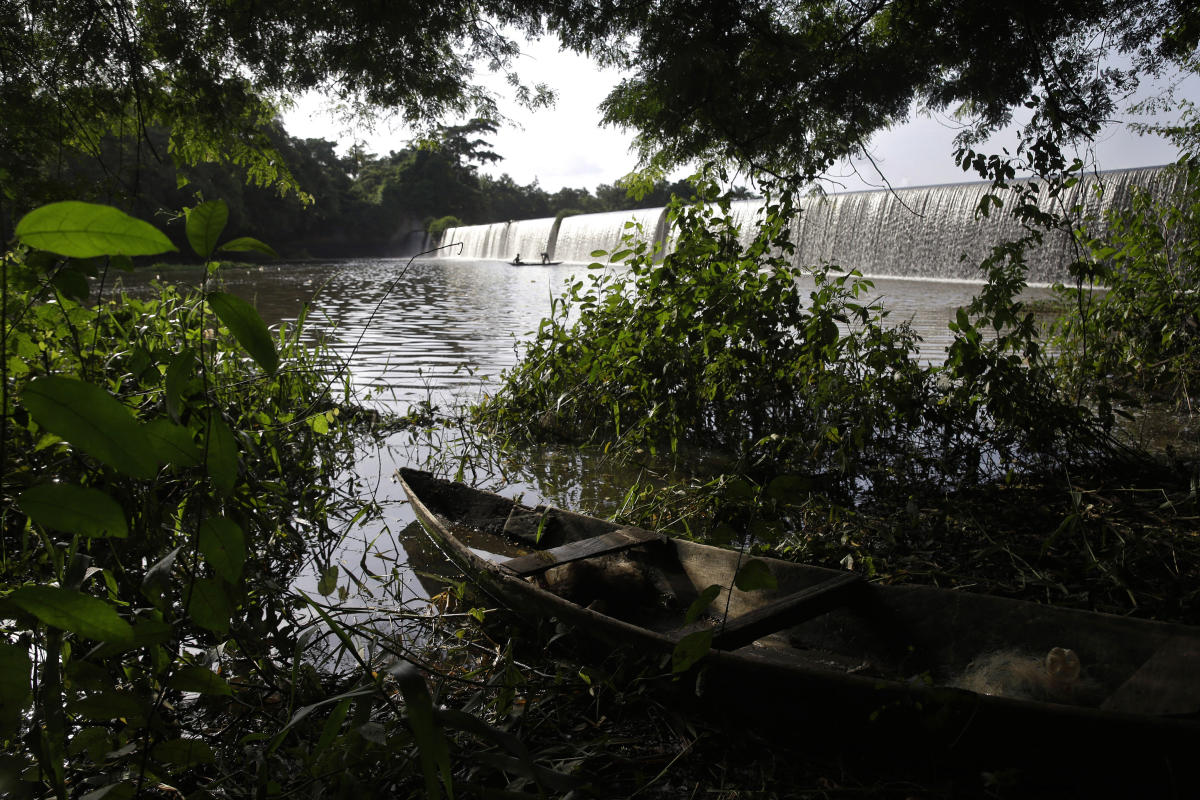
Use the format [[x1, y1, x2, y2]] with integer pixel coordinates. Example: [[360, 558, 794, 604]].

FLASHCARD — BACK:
[[1054, 157, 1200, 414], [475, 170, 1115, 533], [0, 200, 363, 798], [587, 0, 1199, 180]]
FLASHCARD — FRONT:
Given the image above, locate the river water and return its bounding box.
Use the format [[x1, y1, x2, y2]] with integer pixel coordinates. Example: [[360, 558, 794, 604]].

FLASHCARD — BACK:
[[115, 257, 1053, 606]]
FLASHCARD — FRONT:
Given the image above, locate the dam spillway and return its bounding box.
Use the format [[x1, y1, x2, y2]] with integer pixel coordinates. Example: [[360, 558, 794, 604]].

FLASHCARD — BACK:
[[438, 166, 1175, 283]]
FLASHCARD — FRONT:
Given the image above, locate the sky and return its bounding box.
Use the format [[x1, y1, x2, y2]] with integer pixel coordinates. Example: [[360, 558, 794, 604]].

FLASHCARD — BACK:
[[282, 35, 1194, 196]]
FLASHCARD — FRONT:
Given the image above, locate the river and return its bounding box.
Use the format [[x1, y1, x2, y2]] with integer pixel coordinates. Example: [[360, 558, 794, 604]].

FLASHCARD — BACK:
[[114, 257, 1054, 607]]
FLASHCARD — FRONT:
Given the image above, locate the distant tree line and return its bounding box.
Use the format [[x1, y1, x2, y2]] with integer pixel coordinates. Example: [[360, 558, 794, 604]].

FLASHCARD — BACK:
[[4, 116, 725, 259]]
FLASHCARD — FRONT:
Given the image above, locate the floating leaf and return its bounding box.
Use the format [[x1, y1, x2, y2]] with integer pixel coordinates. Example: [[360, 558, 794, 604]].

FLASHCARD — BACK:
[[18, 483, 128, 538], [167, 666, 232, 696], [205, 414, 239, 496], [684, 584, 722, 624], [317, 565, 339, 597], [20, 376, 158, 479], [199, 517, 246, 583], [671, 629, 712, 674], [187, 578, 232, 635], [9, 586, 134, 642], [185, 200, 228, 260], [15, 202, 176, 258], [734, 559, 778, 592], [220, 236, 278, 258], [208, 292, 279, 374]]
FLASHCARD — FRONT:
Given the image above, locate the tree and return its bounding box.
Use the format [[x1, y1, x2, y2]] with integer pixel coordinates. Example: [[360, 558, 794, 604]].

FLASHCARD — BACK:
[[565, 0, 1200, 181]]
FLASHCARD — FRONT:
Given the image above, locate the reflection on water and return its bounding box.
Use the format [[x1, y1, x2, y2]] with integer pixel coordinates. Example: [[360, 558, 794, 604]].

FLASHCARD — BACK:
[[113, 258, 1053, 605]]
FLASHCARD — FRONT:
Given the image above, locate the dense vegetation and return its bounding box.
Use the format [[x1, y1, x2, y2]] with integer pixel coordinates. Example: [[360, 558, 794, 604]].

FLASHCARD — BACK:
[[3, 0, 1200, 797]]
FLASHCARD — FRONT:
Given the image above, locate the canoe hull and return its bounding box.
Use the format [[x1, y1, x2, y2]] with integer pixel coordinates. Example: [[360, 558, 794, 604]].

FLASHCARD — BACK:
[[399, 468, 1200, 769]]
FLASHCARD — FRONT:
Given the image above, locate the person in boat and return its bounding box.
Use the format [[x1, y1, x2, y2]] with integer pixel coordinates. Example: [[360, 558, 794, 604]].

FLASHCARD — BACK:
[[512, 253, 522, 265], [540, 252, 549, 264]]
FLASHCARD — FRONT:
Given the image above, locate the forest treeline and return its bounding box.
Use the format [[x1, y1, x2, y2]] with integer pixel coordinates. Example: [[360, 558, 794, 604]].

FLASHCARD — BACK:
[[4, 118, 709, 259]]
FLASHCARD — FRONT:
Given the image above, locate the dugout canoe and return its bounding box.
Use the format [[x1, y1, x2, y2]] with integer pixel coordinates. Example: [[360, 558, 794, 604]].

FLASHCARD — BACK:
[[398, 468, 1200, 767]]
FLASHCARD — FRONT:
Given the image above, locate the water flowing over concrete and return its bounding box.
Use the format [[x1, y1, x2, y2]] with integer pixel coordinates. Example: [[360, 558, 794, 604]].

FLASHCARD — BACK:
[[438, 167, 1174, 282]]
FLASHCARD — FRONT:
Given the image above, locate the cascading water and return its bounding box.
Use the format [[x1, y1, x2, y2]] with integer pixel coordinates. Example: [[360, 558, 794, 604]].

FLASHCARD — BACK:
[[787, 166, 1176, 283], [440, 221, 511, 260], [437, 166, 1173, 281], [551, 207, 668, 263], [506, 217, 558, 261]]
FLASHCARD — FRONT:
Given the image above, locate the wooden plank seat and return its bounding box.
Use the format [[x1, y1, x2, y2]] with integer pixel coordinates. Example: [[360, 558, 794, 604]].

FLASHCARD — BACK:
[[498, 527, 665, 577], [674, 572, 865, 651], [1101, 635, 1200, 716]]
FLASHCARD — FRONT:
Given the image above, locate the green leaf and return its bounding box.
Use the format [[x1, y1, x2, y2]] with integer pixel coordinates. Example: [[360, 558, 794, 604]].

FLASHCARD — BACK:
[[144, 419, 202, 468], [9, 586, 134, 642], [671, 629, 712, 673], [205, 414, 239, 496], [317, 565, 339, 597], [684, 584, 722, 624], [199, 517, 246, 582], [165, 350, 196, 423], [219, 236, 278, 258], [208, 292, 279, 374], [142, 547, 181, 607], [0, 643, 32, 737], [392, 662, 452, 800], [167, 666, 232, 696], [15, 202, 176, 258], [18, 483, 128, 538], [52, 267, 90, 302], [765, 474, 813, 503], [185, 200, 229, 260], [80, 782, 135, 800], [734, 559, 778, 592], [152, 738, 215, 769], [66, 691, 146, 722], [187, 578, 232, 634], [20, 376, 158, 479]]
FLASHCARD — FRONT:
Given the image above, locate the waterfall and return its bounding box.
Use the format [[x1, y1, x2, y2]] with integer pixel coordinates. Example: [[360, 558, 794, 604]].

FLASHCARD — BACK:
[[436, 166, 1173, 282], [786, 166, 1176, 283], [551, 208, 668, 263]]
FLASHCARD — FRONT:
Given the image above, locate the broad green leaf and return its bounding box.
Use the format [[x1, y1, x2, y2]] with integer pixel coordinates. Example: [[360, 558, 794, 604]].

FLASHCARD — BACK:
[[67, 691, 146, 722], [68, 727, 111, 760], [18, 483, 128, 538], [199, 517, 246, 582], [187, 577, 232, 634], [219, 236, 278, 258], [0, 643, 32, 737], [317, 565, 339, 597], [392, 662, 452, 800], [733, 559, 778, 592], [684, 584, 722, 624], [167, 666, 232, 696], [205, 414, 239, 496], [185, 200, 228, 259], [208, 292, 279, 374], [52, 267, 90, 302], [144, 418, 202, 467], [142, 547, 181, 606], [15, 202, 176, 258], [671, 629, 712, 674], [165, 349, 196, 423], [9, 586, 134, 642], [152, 738, 215, 768], [20, 377, 158, 479]]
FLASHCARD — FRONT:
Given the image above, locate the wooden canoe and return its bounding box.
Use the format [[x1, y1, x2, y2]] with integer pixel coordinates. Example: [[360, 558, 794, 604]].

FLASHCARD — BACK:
[[398, 468, 1200, 770], [511, 260, 563, 266]]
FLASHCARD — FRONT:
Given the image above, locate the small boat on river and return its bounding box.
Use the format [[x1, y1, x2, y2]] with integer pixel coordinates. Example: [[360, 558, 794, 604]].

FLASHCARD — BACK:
[[510, 258, 563, 266], [398, 468, 1200, 771]]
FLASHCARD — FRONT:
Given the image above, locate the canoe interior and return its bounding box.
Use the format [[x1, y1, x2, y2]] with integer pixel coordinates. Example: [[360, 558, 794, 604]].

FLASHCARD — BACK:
[[401, 469, 1200, 717]]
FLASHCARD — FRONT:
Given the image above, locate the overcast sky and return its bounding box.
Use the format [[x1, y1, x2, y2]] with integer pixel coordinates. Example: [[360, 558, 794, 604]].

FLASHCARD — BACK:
[[283, 36, 1193, 195]]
